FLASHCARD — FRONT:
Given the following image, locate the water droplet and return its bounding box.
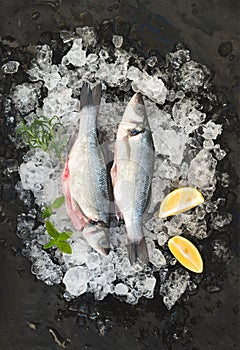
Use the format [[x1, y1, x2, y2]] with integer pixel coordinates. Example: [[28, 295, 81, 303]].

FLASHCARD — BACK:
[[31, 12, 40, 20], [218, 41, 233, 57]]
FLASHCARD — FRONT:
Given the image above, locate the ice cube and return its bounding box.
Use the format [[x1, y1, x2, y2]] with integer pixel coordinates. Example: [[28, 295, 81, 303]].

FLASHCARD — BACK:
[[212, 239, 232, 263], [76, 26, 97, 46], [160, 269, 190, 309], [166, 49, 191, 69], [115, 283, 128, 295], [127, 66, 168, 104], [157, 232, 168, 246], [60, 237, 91, 268], [188, 149, 217, 191], [136, 276, 156, 299], [11, 82, 42, 114], [202, 121, 222, 140], [149, 249, 166, 268], [31, 256, 63, 285], [152, 127, 187, 165], [203, 139, 214, 150], [213, 144, 226, 160], [146, 56, 158, 67], [42, 65, 61, 91], [63, 266, 89, 296], [60, 30, 75, 43], [220, 173, 230, 187], [176, 60, 210, 92], [86, 253, 100, 270], [2, 61, 20, 74], [112, 35, 123, 48], [172, 98, 206, 134], [62, 39, 87, 67]]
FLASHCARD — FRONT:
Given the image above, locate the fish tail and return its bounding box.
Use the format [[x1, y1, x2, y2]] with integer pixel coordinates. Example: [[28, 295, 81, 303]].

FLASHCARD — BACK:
[[127, 238, 149, 266], [80, 82, 102, 109]]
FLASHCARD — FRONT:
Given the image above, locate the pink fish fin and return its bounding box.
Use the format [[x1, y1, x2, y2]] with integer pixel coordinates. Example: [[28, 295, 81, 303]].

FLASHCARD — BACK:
[[62, 158, 86, 231], [110, 159, 124, 220], [110, 160, 117, 188], [127, 238, 149, 266], [114, 202, 124, 221], [71, 197, 88, 228]]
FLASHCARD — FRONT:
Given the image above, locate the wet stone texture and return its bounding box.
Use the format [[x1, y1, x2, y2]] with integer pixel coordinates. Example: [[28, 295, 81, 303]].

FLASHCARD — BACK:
[[0, 1, 239, 350]]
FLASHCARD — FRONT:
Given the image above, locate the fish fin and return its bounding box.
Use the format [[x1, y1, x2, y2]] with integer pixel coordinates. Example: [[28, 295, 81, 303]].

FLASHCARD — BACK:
[[80, 82, 102, 109], [115, 206, 124, 221], [127, 238, 149, 266], [68, 129, 79, 150], [110, 160, 117, 188], [91, 83, 102, 107], [62, 159, 87, 231], [72, 197, 88, 220]]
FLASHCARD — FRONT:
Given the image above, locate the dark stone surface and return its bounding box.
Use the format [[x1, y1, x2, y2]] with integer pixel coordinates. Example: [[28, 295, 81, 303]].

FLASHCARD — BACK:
[[0, 1, 239, 349]]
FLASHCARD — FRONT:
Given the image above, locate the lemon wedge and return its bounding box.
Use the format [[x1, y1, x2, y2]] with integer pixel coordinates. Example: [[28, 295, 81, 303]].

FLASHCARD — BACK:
[[168, 236, 203, 273], [158, 187, 204, 219]]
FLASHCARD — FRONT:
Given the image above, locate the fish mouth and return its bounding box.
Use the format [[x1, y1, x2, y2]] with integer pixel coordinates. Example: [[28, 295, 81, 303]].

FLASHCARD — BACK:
[[97, 247, 110, 256], [82, 223, 110, 256], [131, 93, 146, 120], [133, 92, 144, 105]]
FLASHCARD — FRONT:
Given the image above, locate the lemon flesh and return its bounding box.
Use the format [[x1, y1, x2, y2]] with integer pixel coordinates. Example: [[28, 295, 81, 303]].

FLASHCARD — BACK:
[[158, 187, 204, 219], [168, 235, 203, 273]]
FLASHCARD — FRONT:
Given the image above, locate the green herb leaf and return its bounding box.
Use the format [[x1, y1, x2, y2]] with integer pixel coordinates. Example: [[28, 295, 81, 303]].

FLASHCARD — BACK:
[[15, 115, 65, 160], [45, 220, 59, 239], [58, 231, 73, 241], [52, 196, 65, 209], [43, 239, 56, 249], [57, 241, 72, 254], [42, 206, 52, 219]]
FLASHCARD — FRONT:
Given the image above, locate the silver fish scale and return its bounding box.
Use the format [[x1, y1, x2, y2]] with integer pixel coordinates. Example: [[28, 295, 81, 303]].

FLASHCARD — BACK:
[[85, 128, 109, 224], [130, 129, 154, 223], [69, 108, 109, 226]]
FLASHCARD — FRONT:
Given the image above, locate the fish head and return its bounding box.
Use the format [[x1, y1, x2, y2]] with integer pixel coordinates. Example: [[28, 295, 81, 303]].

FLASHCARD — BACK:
[[118, 93, 147, 139], [82, 222, 110, 256]]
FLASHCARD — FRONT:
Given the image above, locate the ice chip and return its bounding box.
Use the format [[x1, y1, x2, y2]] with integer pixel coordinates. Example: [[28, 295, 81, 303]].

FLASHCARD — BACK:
[[149, 249, 166, 268], [188, 149, 217, 190], [2, 61, 20, 74], [76, 26, 97, 46], [213, 144, 226, 160], [153, 127, 187, 164], [176, 60, 210, 92], [202, 121, 222, 140], [112, 35, 123, 48], [115, 283, 128, 295], [160, 269, 190, 309], [63, 39, 87, 67], [172, 98, 206, 134], [63, 266, 89, 297], [127, 66, 167, 104], [157, 232, 168, 246], [166, 49, 191, 69], [146, 56, 158, 67], [60, 30, 75, 43], [11, 82, 42, 114], [86, 253, 100, 270]]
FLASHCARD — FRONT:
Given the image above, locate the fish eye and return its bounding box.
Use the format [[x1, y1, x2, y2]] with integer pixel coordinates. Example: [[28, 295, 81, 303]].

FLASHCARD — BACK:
[[99, 238, 108, 248], [89, 219, 99, 226], [127, 128, 144, 137]]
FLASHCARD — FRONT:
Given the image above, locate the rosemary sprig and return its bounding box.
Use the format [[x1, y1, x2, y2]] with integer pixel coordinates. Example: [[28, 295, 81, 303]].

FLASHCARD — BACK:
[[16, 115, 65, 159]]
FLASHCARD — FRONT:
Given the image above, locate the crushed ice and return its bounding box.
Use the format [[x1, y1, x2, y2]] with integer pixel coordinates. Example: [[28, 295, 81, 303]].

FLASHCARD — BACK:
[[10, 27, 232, 308]]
